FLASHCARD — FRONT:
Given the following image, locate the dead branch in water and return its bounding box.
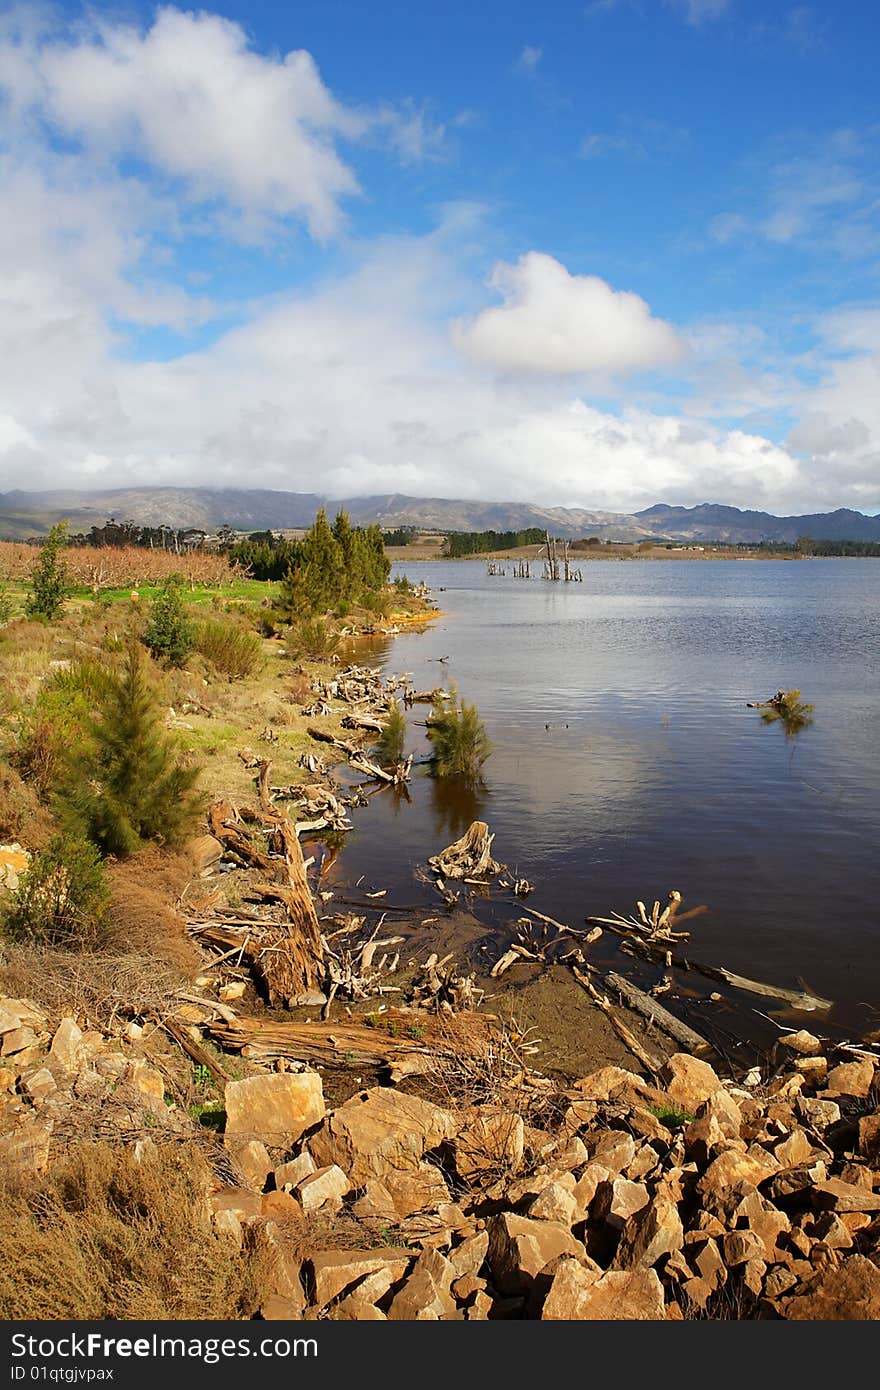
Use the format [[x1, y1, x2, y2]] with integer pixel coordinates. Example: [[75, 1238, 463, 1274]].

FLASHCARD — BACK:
[[428, 821, 502, 881]]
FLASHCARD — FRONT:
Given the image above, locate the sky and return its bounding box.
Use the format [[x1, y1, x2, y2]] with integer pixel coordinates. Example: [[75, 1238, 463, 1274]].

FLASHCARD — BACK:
[[0, 0, 879, 515]]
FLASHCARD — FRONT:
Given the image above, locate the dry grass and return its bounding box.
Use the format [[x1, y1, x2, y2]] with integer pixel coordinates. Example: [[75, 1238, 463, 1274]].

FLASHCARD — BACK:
[[0, 540, 238, 589], [105, 847, 202, 974], [0, 944, 183, 1026], [0, 1143, 271, 1320]]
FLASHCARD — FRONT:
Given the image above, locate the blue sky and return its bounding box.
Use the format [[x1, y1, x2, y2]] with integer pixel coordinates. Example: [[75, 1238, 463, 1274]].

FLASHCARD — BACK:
[[0, 0, 878, 513]]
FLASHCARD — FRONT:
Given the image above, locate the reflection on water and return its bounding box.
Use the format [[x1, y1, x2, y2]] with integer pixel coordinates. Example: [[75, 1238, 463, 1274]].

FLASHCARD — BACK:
[[335, 559, 880, 1034]]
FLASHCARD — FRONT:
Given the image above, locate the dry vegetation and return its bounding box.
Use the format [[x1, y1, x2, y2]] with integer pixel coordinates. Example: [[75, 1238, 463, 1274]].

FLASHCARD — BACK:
[[0, 1143, 270, 1320], [0, 539, 240, 589]]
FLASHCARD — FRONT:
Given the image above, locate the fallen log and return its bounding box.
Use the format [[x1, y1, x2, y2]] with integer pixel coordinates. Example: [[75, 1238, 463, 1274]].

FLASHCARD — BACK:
[[619, 937, 833, 1013], [571, 966, 664, 1075], [604, 970, 712, 1055], [162, 1016, 231, 1084]]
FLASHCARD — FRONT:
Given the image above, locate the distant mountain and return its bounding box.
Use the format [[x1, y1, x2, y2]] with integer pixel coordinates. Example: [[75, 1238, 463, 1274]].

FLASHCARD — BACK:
[[1, 487, 878, 545]]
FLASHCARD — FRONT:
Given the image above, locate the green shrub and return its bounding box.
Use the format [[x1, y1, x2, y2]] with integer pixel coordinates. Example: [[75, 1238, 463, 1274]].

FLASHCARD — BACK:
[[285, 618, 340, 661], [58, 644, 203, 856], [13, 659, 114, 796], [2, 834, 109, 948], [25, 522, 68, 622], [0, 585, 14, 624], [426, 683, 492, 784], [375, 699, 407, 767], [143, 578, 195, 667], [195, 620, 262, 681]]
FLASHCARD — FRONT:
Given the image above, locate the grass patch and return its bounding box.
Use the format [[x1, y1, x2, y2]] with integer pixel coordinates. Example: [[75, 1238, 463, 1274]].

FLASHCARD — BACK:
[[647, 1103, 694, 1129]]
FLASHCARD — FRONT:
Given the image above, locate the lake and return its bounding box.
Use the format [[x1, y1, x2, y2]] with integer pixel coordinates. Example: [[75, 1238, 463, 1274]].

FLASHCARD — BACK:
[[328, 558, 880, 1042]]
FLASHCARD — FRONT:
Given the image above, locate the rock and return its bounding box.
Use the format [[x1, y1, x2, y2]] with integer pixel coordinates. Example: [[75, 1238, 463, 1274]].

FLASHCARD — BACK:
[[796, 1097, 841, 1130], [592, 1177, 650, 1231], [698, 1147, 778, 1200], [487, 1213, 582, 1296], [571, 1066, 645, 1103], [626, 1145, 658, 1182], [49, 1018, 83, 1070], [794, 1057, 828, 1084], [213, 1208, 243, 1244], [542, 1259, 665, 1320], [124, 1059, 166, 1112], [224, 1071, 325, 1147], [451, 1273, 487, 1305], [553, 1135, 589, 1168], [779, 1030, 822, 1056], [331, 1295, 386, 1320], [763, 1265, 798, 1299], [530, 1181, 579, 1225], [227, 1138, 272, 1191], [22, 1067, 57, 1102], [812, 1179, 880, 1213], [275, 1152, 316, 1189], [858, 1114, 880, 1161], [296, 1164, 351, 1212], [722, 1230, 766, 1266], [688, 1236, 726, 1288], [261, 1191, 303, 1220], [614, 1194, 683, 1271], [261, 1294, 306, 1320], [309, 1248, 412, 1308], [809, 1213, 854, 1250], [387, 1249, 457, 1320], [454, 1109, 524, 1183], [211, 1187, 263, 1222], [310, 1087, 455, 1186], [698, 1089, 742, 1138], [1, 1026, 39, 1055], [683, 1114, 725, 1165], [589, 1130, 636, 1173], [773, 1129, 815, 1168], [768, 1161, 828, 1203], [262, 1222, 306, 1311], [0, 1118, 52, 1174], [662, 1054, 723, 1112], [449, 1231, 489, 1279], [824, 1058, 875, 1099], [782, 1255, 880, 1320], [219, 982, 247, 1002]]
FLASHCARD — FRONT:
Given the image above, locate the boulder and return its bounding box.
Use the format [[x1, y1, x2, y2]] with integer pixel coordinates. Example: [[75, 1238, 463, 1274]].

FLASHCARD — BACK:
[[387, 1249, 457, 1320], [782, 1255, 880, 1320], [487, 1213, 582, 1296], [823, 1058, 875, 1099], [309, 1248, 412, 1308], [0, 1118, 52, 1174], [261, 1294, 306, 1320], [49, 1018, 84, 1071], [662, 1054, 724, 1112], [211, 1187, 263, 1222], [591, 1177, 650, 1231], [796, 1097, 841, 1130], [310, 1087, 455, 1186], [698, 1147, 778, 1200], [542, 1259, 665, 1320], [262, 1221, 306, 1312], [589, 1130, 636, 1173], [449, 1231, 489, 1279], [296, 1164, 351, 1213], [224, 1072, 324, 1147], [22, 1067, 57, 1102], [227, 1138, 272, 1191], [613, 1195, 683, 1271], [779, 1030, 822, 1056], [529, 1181, 579, 1225], [275, 1152, 316, 1189], [812, 1179, 880, 1214], [858, 1113, 880, 1161]]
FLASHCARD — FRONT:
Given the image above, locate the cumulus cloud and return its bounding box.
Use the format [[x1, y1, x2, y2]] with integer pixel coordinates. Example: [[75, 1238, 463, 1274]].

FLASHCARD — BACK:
[[452, 253, 685, 376], [0, 7, 441, 239]]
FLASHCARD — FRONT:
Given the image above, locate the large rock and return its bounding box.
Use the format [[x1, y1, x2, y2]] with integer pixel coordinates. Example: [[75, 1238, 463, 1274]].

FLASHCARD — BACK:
[[309, 1087, 455, 1186], [592, 1177, 650, 1231], [0, 1118, 52, 1174], [488, 1213, 582, 1295], [224, 1071, 325, 1148], [387, 1249, 457, 1320], [779, 1030, 822, 1056], [613, 1195, 683, 1271], [662, 1054, 724, 1112], [352, 1163, 451, 1221], [49, 1018, 84, 1071], [782, 1255, 880, 1320], [296, 1164, 351, 1213], [309, 1248, 413, 1308], [824, 1059, 875, 1099], [812, 1179, 880, 1214], [542, 1259, 665, 1320]]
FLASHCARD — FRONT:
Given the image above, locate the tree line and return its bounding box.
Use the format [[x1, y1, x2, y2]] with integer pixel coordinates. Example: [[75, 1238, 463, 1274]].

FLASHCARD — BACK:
[[443, 527, 545, 557]]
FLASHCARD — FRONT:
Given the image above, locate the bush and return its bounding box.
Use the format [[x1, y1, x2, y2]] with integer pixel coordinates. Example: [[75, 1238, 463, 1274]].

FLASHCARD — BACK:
[[0, 585, 14, 624], [143, 578, 195, 667], [58, 644, 203, 856], [195, 619, 263, 681], [426, 683, 492, 784], [285, 618, 340, 661], [2, 834, 109, 948], [13, 658, 114, 796], [375, 699, 407, 767], [24, 522, 68, 621]]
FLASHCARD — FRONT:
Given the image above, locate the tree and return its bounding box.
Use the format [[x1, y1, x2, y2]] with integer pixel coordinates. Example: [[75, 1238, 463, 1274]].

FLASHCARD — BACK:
[[374, 699, 407, 767], [2, 834, 109, 947], [58, 644, 203, 856], [425, 684, 492, 784], [143, 577, 195, 667], [25, 521, 69, 620]]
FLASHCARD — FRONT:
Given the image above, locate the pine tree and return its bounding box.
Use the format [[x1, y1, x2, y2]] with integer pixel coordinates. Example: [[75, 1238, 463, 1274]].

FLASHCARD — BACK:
[[59, 645, 203, 856], [143, 577, 195, 667], [25, 520, 68, 621], [426, 683, 492, 784]]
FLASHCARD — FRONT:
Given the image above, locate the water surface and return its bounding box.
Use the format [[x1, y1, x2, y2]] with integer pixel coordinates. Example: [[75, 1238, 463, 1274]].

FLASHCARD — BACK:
[[329, 558, 880, 1039]]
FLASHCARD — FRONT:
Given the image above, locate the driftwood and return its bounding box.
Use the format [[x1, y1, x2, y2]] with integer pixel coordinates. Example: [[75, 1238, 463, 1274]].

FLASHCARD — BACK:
[[205, 775, 323, 1007], [603, 970, 711, 1055], [409, 953, 484, 1013], [322, 917, 404, 1015], [619, 936, 833, 1013], [306, 725, 412, 785], [571, 965, 664, 1075], [429, 821, 502, 881], [490, 919, 568, 977], [162, 1016, 231, 1084], [587, 890, 693, 944], [206, 1009, 500, 1070]]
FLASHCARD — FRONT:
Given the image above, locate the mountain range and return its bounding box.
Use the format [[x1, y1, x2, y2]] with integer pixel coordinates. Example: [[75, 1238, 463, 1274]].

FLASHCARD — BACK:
[[0, 487, 878, 545]]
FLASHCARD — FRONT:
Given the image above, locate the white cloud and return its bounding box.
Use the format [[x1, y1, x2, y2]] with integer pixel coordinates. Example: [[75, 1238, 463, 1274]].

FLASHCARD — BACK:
[[452, 253, 685, 376]]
